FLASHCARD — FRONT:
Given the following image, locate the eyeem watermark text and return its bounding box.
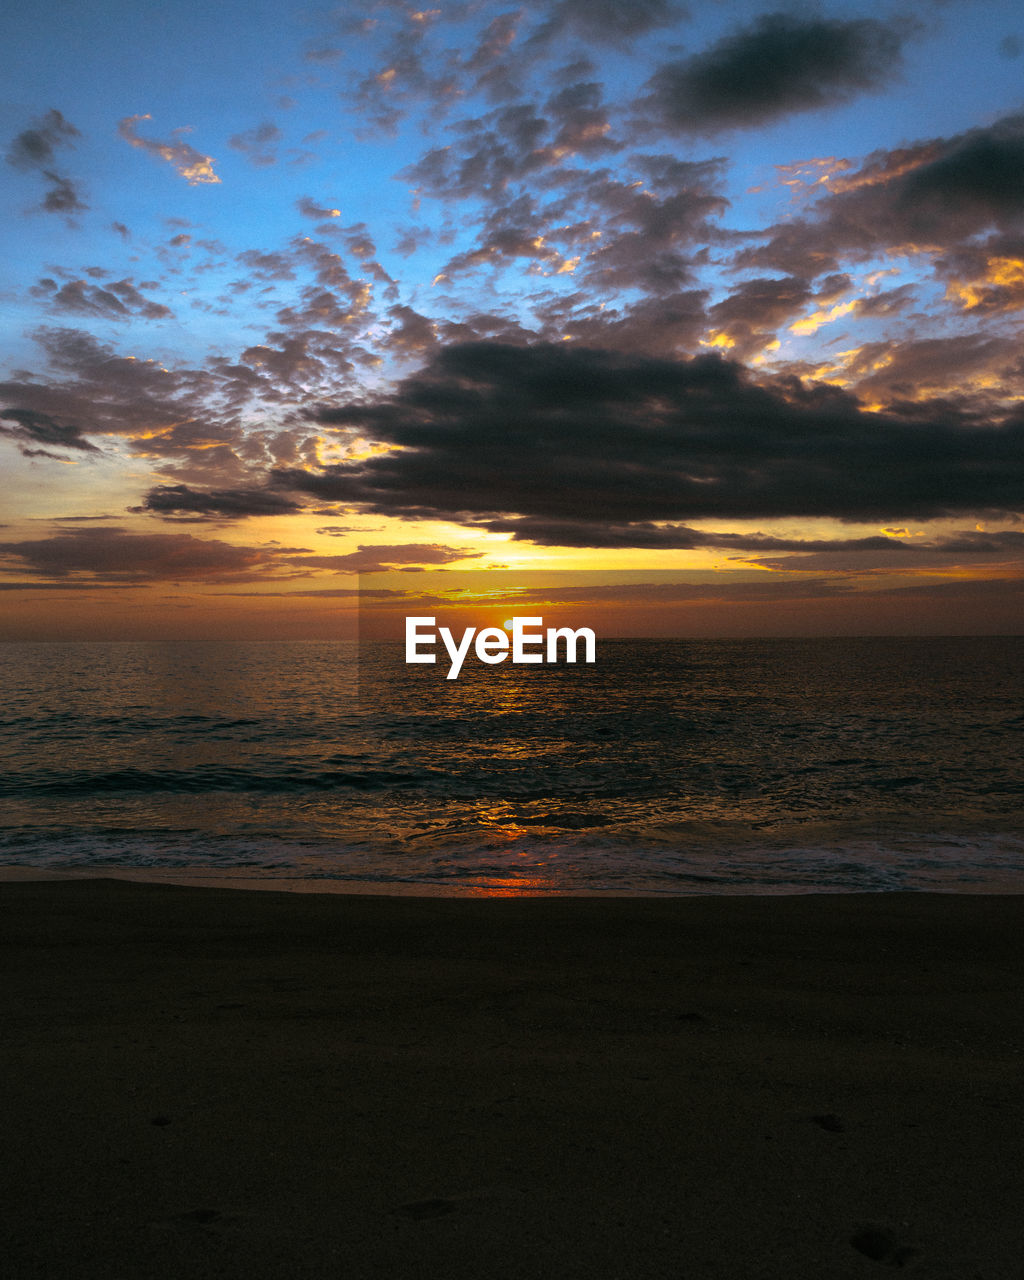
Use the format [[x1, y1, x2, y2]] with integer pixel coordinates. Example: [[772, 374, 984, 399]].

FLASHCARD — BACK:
[[405, 616, 596, 680]]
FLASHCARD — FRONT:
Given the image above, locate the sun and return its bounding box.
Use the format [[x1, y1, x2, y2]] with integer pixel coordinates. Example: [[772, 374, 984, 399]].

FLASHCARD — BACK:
[[503, 618, 514, 629]]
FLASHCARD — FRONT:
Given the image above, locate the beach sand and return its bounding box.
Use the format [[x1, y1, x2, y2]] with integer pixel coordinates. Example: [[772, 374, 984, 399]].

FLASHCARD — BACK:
[[2, 880, 1023, 1278]]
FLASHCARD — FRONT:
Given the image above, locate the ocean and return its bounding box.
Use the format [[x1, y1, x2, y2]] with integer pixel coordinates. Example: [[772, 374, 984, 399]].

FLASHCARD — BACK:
[[1, 636, 1022, 894]]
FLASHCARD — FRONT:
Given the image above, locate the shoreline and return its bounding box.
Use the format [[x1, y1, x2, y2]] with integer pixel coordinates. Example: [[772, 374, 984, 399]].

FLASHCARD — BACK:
[[3, 879, 1024, 1276]]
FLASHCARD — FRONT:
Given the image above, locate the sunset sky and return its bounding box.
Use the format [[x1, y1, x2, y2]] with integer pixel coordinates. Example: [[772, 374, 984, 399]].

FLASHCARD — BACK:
[[2, 0, 1024, 638]]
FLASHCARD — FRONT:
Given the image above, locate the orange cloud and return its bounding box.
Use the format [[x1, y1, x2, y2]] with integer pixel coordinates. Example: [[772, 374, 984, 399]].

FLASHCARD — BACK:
[[946, 257, 1024, 312], [118, 115, 220, 185]]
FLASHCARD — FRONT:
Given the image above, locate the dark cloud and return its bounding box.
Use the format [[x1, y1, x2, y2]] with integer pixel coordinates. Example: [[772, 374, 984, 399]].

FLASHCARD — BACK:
[[1, 322, 365, 491], [402, 86, 624, 207], [30, 277, 173, 321], [288, 544, 484, 573], [6, 109, 87, 215], [350, 8, 460, 135], [742, 114, 1024, 278], [545, 156, 727, 297], [236, 327, 359, 390], [133, 484, 306, 521], [535, 291, 708, 356], [228, 122, 282, 167], [0, 407, 99, 456], [335, 0, 679, 135], [0, 527, 280, 582], [706, 276, 812, 356], [38, 171, 87, 215], [0, 581, 131, 591], [825, 333, 1023, 403], [383, 304, 438, 354], [236, 249, 297, 281], [403, 103, 556, 201], [851, 284, 916, 319], [644, 13, 907, 134], [296, 197, 342, 220], [269, 341, 1024, 545], [1, 327, 226, 443], [47, 514, 121, 521], [748, 529, 1024, 571], [530, 0, 682, 46], [935, 234, 1024, 315], [465, 518, 910, 553], [417, 128, 727, 301], [6, 108, 80, 169]]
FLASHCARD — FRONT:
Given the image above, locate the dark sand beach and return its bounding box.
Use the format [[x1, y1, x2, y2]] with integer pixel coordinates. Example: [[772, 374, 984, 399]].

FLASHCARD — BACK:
[[2, 880, 1023, 1278]]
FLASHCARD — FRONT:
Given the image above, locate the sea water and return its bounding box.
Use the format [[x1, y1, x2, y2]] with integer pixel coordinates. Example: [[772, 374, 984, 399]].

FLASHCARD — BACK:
[[1, 636, 1022, 894]]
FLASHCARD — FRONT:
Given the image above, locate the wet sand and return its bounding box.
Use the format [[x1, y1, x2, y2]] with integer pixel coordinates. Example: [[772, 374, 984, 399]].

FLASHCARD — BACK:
[[2, 879, 1023, 1278]]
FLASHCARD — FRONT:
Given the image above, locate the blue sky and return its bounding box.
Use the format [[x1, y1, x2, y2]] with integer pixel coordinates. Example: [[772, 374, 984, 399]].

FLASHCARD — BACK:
[[2, 0, 1024, 636]]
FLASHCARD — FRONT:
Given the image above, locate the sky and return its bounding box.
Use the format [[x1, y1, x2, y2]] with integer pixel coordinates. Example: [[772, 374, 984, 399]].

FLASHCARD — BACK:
[[2, 0, 1024, 639]]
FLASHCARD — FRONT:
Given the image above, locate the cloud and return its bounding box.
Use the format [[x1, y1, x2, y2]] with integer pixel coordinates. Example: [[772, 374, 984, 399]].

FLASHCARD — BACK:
[[530, 0, 682, 47], [235, 249, 297, 281], [939, 241, 1024, 314], [6, 108, 80, 169], [0, 323, 362, 489], [335, 0, 680, 135], [464, 518, 917, 554], [37, 172, 88, 215], [705, 276, 812, 357], [269, 341, 1024, 545], [30, 277, 173, 321], [745, 528, 1024, 571], [536, 291, 708, 356], [0, 327, 229, 445], [403, 102, 558, 201], [229, 122, 282, 167], [742, 114, 1024, 278], [815, 332, 1023, 403], [0, 407, 99, 457], [5, 108, 87, 215], [643, 12, 907, 134], [296, 197, 341, 220], [133, 483, 306, 521], [382, 304, 439, 354], [288, 543, 484, 573], [118, 115, 221, 185], [412, 122, 727, 300], [0, 581, 131, 591], [0, 527, 279, 582]]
